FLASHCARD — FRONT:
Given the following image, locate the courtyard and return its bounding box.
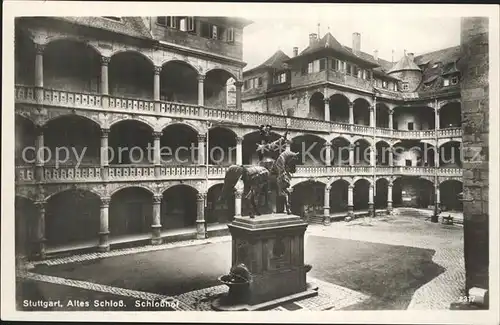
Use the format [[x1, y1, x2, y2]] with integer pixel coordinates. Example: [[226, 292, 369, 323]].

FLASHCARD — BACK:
[[16, 209, 464, 311]]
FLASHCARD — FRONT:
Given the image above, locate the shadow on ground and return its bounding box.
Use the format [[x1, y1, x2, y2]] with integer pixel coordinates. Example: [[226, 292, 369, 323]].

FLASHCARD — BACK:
[[26, 236, 444, 310]]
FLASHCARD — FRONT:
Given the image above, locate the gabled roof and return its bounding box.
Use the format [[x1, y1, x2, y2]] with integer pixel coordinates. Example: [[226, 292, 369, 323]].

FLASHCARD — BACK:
[[51, 17, 154, 39], [289, 32, 379, 67], [244, 50, 290, 75], [387, 54, 422, 74]]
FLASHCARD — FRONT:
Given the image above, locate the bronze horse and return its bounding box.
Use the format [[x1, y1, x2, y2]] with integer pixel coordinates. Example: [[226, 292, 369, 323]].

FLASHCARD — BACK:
[[219, 150, 299, 218]]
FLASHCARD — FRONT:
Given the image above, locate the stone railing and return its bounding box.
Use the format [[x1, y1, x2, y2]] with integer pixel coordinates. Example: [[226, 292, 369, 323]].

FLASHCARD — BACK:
[[43, 165, 102, 182], [108, 165, 156, 180], [15, 164, 462, 184], [15, 85, 462, 141], [15, 166, 35, 182], [438, 127, 462, 138]]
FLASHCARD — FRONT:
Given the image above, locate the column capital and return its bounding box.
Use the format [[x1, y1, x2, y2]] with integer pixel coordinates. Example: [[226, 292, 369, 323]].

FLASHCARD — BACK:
[[323, 97, 330, 104], [370, 104, 375, 111], [34, 200, 46, 210], [388, 182, 393, 188], [100, 197, 111, 208], [349, 143, 356, 150], [154, 66, 162, 75], [34, 43, 46, 55], [101, 56, 111, 65], [236, 136, 243, 144], [235, 190, 243, 199], [153, 194, 163, 204], [153, 131, 163, 139], [234, 80, 243, 88], [348, 101, 354, 108], [325, 185, 331, 192], [197, 192, 206, 201], [197, 74, 206, 81], [348, 184, 354, 190], [35, 124, 46, 135], [197, 134, 206, 142], [101, 128, 110, 137], [388, 109, 394, 115]]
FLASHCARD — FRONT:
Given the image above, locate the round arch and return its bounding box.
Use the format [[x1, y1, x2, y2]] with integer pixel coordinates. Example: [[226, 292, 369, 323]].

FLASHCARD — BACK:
[[291, 180, 326, 216], [439, 179, 463, 212], [206, 183, 235, 224], [110, 49, 155, 66], [45, 189, 101, 246], [160, 58, 200, 73], [161, 120, 201, 135], [309, 92, 325, 120], [109, 186, 153, 237], [161, 184, 198, 230]]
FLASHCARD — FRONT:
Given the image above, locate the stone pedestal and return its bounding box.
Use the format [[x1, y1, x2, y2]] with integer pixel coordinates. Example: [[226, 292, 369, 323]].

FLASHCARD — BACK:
[[212, 214, 317, 310]]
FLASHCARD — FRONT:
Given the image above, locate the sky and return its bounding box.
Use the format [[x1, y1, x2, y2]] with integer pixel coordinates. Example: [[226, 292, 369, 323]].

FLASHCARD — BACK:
[[241, 16, 461, 71]]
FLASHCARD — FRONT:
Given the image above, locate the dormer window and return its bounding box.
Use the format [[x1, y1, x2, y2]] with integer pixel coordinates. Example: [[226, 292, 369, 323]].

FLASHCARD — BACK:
[[274, 72, 286, 84], [402, 82, 409, 91], [431, 62, 440, 69], [382, 80, 388, 89], [102, 17, 122, 22], [451, 75, 459, 85], [443, 78, 450, 87]]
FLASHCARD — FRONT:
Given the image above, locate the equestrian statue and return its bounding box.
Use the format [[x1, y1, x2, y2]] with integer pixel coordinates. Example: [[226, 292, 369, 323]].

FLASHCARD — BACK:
[[219, 125, 299, 218]]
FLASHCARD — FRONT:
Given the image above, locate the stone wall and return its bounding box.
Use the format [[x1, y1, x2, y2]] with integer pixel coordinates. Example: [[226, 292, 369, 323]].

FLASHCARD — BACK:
[[460, 17, 489, 294]]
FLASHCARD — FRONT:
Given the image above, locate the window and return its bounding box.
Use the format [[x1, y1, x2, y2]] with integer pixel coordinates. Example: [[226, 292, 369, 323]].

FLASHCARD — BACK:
[[405, 159, 412, 167], [244, 77, 263, 89], [301, 65, 308, 75], [157, 17, 166, 25], [443, 78, 450, 87], [352, 65, 359, 77], [306, 59, 325, 74], [227, 28, 235, 43], [212, 25, 218, 39], [187, 17, 195, 32], [408, 122, 414, 130], [451, 75, 459, 85], [257, 77, 263, 87], [393, 83, 398, 91], [402, 82, 409, 91], [382, 80, 388, 89], [200, 22, 210, 38], [167, 16, 177, 28], [274, 72, 286, 84]]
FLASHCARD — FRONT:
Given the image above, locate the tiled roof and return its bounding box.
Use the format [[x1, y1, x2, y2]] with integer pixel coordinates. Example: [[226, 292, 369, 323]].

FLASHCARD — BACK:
[[51, 17, 153, 39], [293, 32, 379, 67], [387, 54, 422, 74], [413, 46, 461, 91], [244, 50, 290, 74]]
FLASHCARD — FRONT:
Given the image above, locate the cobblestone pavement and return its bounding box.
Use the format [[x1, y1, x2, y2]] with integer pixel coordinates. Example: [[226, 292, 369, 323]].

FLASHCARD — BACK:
[[173, 276, 369, 311], [306, 212, 464, 310], [18, 209, 463, 311]]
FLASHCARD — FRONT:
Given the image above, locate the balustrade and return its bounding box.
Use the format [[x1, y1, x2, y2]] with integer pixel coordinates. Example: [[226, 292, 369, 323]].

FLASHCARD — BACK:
[[108, 96, 155, 113], [43, 165, 102, 181], [108, 165, 155, 180], [15, 166, 35, 182]]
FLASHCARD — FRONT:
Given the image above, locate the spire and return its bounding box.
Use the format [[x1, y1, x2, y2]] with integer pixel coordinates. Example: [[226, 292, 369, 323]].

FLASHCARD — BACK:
[[317, 23, 321, 38]]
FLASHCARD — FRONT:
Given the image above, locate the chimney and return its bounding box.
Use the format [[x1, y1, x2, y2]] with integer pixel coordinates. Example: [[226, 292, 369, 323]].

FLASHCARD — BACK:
[[293, 47, 298, 57], [407, 52, 415, 62], [373, 49, 379, 61], [309, 33, 318, 46], [352, 32, 361, 55]]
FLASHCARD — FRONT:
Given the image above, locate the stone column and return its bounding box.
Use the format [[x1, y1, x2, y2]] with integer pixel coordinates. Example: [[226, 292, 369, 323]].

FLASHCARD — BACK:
[[197, 74, 205, 106], [370, 104, 375, 127], [100, 128, 110, 180], [348, 102, 354, 124], [285, 139, 291, 151], [434, 144, 440, 167], [323, 186, 331, 225], [236, 136, 243, 165], [34, 201, 46, 260], [153, 131, 162, 177], [349, 143, 355, 166], [324, 141, 331, 166], [370, 146, 376, 166], [387, 182, 393, 214], [368, 184, 374, 217], [153, 66, 161, 101], [101, 56, 110, 109], [196, 193, 206, 239], [35, 126, 45, 182], [435, 107, 440, 130], [389, 145, 394, 167], [151, 195, 163, 245], [324, 97, 330, 121], [98, 197, 110, 252], [34, 43, 45, 103], [235, 190, 243, 218], [197, 134, 206, 165], [435, 186, 441, 214], [347, 184, 354, 219], [235, 81, 243, 111], [388, 109, 394, 129]]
